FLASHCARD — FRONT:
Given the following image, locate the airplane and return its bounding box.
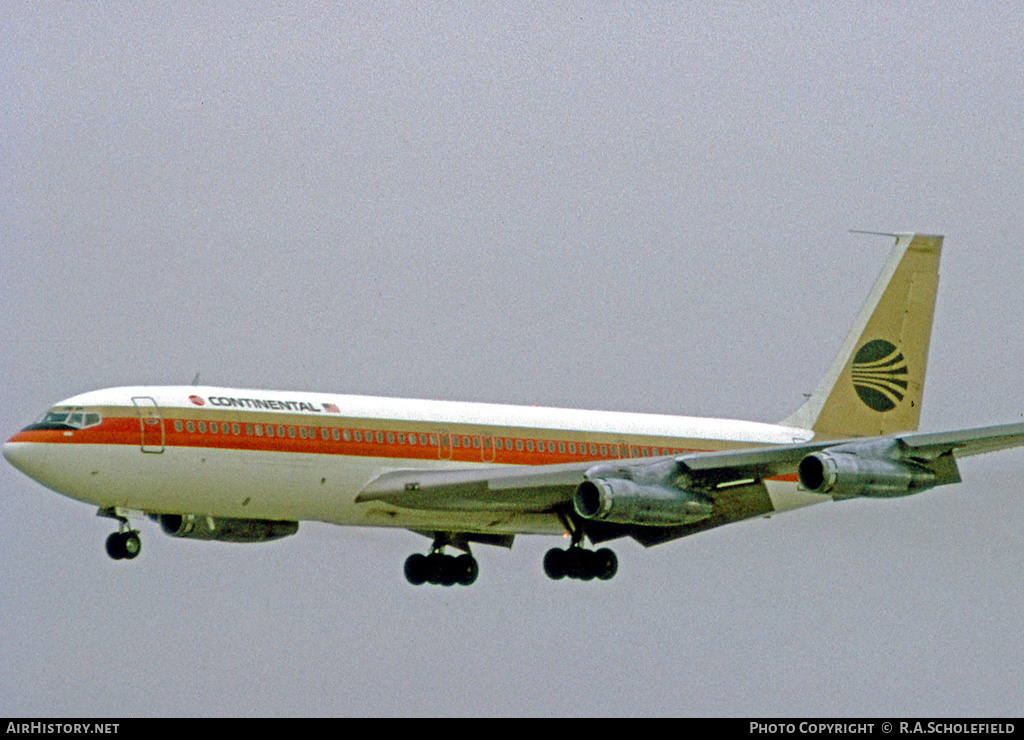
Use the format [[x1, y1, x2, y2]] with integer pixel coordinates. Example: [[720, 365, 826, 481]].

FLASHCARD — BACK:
[[5, 232, 1023, 586]]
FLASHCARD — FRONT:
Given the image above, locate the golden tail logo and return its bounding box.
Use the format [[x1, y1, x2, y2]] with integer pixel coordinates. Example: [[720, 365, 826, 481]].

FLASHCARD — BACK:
[[782, 233, 943, 438], [851, 339, 909, 412]]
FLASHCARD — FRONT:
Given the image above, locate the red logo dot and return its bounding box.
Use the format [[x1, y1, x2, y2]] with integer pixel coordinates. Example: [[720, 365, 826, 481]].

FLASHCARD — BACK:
[[189, 395, 205, 406]]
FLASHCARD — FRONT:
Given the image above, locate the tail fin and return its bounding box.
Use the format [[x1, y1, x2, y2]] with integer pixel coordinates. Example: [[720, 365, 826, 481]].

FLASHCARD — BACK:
[[782, 232, 944, 438]]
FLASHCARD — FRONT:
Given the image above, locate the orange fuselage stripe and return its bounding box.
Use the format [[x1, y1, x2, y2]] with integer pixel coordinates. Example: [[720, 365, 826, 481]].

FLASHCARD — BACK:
[[10, 414, 710, 467]]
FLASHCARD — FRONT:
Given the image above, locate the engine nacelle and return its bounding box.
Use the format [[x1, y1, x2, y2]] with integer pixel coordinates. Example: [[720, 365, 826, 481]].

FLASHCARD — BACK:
[[574, 478, 713, 526], [797, 451, 937, 498], [155, 514, 298, 542]]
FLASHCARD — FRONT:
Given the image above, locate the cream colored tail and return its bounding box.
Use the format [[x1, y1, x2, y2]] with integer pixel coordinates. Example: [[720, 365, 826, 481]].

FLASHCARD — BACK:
[[782, 233, 943, 438]]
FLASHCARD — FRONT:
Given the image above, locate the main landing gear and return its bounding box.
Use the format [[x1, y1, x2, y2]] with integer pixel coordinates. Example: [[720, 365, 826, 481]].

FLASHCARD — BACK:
[[99, 508, 141, 561], [543, 545, 617, 581], [543, 517, 618, 581], [404, 535, 479, 587]]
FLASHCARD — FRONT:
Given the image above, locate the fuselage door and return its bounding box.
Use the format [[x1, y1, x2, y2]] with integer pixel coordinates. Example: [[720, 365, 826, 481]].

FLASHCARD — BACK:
[[437, 431, 452, 461], [131, 396, 165, 453], [481, 434, 496, 463]]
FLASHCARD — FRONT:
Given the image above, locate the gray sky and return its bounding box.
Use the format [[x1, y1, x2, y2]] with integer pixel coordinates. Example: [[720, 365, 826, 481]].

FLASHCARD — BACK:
[[3, 2, 1024, 717]]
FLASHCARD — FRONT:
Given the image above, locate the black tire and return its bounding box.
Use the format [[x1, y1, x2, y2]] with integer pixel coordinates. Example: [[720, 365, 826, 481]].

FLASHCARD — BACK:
[[105, 532, 125, 560], [595, 548, 618, 580], [404, 553, 428, 585], [576, 550, 596, 581], [543, 548, 567, 580], [122, 532, 142, 560], [454, 554, 479, 586]]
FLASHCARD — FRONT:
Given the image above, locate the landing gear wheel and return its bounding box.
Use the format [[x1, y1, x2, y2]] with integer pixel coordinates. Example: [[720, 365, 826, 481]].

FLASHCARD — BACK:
[[404, 553, 428, 585], [543, 545, 617, 582], [121, 531, 141, 559], [595, 548, 617, 580], [454, 554, 479, 586], [404, 545, 479, 587], [543, 548, 567, 580], [105, 531, 141, 560]]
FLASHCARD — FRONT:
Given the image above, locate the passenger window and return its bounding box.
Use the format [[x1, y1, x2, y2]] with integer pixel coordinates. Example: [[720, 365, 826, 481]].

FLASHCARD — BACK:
[[397, 433, 405, 444], [558, 442, 565, 454], [420, 434, 429, 445], [473, 437, 481, 449], [232, 423, 240, 435], [600, 445, 607, 456], [375, 432, 383, 444], [209, 422, 218, 435], [462, 436, 471, 448], [569, 443, 576, 454], [198, 421, 207, 433], [452, 436, 460, 448], [187, 421, 196, 433], [299, 427, 307, 440], [265, 425, 274, 438], [526, 440, 534, 452], [254, 424, 262, 437], [174, 420, 184, 433], [342, 429, 350, 441], [430, 434, 438, 446], [516, 439, 523, 452], [332, 429, 341, 441], [387, 432, 395, 445], [278, 426, 286, 438], [589, 444, 597, 455]]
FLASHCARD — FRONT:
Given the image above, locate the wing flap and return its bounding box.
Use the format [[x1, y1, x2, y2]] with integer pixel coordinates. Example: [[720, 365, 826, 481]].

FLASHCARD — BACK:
[[675, 441, 837, 487], [355, 463, 590, 513]]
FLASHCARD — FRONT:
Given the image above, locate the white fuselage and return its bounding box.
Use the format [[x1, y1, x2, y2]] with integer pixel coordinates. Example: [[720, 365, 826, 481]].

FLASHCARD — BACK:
[[4, 385, 823, 537]]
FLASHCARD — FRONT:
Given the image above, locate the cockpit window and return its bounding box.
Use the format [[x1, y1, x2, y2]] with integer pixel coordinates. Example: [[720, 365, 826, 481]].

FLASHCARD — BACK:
[[24, 406, 103, 431]]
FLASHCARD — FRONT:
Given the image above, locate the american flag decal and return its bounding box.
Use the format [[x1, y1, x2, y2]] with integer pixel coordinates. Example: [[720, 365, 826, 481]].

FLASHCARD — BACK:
[[323, 403, 340, 413]]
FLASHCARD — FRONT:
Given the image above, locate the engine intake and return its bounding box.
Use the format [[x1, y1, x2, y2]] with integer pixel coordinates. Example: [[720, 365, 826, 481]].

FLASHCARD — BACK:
[[155, 514, 298, 542], [574, 478, 713, 526], [798, 450, 937, 498]]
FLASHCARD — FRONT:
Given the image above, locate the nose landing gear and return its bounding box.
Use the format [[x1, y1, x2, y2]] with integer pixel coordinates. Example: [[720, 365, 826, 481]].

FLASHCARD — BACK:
[[106, 530, 142, 560], [98, 507, 141, 561]]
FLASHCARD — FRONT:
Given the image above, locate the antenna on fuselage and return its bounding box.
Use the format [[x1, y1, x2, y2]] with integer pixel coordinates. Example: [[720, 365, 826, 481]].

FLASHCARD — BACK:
[[191, 372, 201, 386]]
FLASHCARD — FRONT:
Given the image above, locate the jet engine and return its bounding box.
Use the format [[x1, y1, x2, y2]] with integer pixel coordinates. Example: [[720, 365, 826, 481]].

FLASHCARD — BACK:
[[154, 513, 298, 542], [574, 477, 713, 526], [797, 447, 944, 498]]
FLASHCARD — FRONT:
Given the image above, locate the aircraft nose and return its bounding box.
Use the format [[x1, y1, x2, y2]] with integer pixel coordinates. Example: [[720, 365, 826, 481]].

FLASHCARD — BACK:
[[3, 439, 47, 478]]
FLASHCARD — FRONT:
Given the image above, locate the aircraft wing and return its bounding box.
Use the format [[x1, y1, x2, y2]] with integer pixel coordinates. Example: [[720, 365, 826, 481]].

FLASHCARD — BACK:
[[356, 422, 1024, 547], [356, 462, 591, 513]]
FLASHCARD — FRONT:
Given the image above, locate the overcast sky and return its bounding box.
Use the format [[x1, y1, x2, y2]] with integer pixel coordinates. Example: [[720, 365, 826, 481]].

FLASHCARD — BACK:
[[3, 2, 1024, 717]]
